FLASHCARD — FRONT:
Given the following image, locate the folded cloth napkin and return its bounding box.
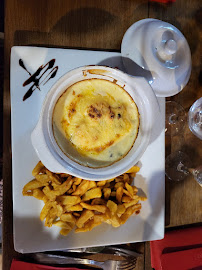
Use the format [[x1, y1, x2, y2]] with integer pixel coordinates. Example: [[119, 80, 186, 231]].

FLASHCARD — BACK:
[[10, 259, 90, 270], [150, 226, 202, 270]]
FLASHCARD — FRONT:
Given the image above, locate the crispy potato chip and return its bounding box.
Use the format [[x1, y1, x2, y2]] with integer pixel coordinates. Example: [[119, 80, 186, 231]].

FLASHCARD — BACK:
[[82, 187, 102, 201], [76, 209, 94, 228]]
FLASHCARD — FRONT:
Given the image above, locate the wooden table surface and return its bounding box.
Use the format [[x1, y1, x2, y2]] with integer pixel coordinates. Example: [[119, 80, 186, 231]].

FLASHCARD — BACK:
[[3, 0, 202, 269]]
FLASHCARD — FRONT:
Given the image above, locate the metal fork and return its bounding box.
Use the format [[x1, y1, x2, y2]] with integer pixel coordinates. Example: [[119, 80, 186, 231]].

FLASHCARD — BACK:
[[34, 253, 137, 270]]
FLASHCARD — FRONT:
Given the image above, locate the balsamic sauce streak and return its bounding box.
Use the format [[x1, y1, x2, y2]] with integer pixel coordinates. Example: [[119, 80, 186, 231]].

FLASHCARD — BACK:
[[19, 59, 58, 101]]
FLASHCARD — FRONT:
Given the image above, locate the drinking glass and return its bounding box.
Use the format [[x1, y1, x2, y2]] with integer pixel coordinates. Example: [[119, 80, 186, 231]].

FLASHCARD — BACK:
[[188, 97, 202, 140], [165, 101, 186, 136], [165, 151, 202, 186]]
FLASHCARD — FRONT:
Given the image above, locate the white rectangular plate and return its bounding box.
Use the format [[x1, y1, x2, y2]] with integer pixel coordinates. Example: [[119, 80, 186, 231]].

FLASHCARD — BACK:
[[11, 46, 165, 253]]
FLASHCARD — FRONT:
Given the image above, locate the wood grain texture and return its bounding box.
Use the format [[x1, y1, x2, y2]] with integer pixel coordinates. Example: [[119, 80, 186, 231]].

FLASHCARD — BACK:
[[149, 0, 202, 228]]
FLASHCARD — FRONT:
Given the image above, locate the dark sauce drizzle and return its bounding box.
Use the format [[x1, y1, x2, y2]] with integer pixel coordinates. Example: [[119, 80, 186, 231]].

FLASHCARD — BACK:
[[19, 59, 58, 101]]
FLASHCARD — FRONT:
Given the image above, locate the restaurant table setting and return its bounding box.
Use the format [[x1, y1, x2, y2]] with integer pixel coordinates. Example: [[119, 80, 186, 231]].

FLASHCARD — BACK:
[[3, 0, 202, 270]]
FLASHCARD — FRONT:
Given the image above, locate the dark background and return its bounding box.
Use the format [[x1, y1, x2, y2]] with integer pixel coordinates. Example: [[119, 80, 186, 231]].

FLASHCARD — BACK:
[[0, 1, 4, 176]]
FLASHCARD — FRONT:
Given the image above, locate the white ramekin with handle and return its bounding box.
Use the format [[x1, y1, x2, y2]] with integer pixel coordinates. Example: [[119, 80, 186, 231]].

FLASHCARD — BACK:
[[31, 66, 160, 180]]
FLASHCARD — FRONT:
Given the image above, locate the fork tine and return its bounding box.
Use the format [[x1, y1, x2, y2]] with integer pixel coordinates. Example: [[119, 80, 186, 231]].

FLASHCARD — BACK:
[[117, 259, 137, 270], [118, 264, 136, 270]]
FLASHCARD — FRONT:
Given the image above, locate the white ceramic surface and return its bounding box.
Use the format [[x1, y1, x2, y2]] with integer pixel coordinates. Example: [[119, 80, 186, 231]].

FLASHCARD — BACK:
[[32, 65, 160, 180], [121, 18, 192, 97], [11, 46, 165, 253]]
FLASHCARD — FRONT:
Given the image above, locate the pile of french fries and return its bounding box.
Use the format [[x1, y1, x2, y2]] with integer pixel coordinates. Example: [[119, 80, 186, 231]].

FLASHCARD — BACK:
[[22, 161, 147, 236]]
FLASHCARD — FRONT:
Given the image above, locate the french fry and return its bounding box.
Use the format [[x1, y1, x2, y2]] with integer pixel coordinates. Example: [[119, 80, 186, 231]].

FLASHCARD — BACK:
[[124, 199, 139, 209], [53, 220, 73, 230], [125, 166, 140, 174], [66, 204, 83, 212], [32, 161, 44, 176], [107, 200, 117, 214], [116, 186, 123, 203], [125, 182, 134, 197], [97, 180, 107, 187], [60, 213, 77, 224], [117, 204, 126, 215], [111, 214, 121, 228], [60, 228, 71, 236], [23, 161, 146, 237], [82, 187, 102, 201], [57, 195, 81, 206], [80, 202, 107, 213], [35, 174, 50, 186], [74, 178, 82, 185], [103, 188, 111, 200], [22, 179, 45, 195], [72, 180, 89, 196], [87, 181, 97, 190], [45, 169, 61, 185], [115, 182, 124, 189], [76, 209, 94, 228], [91, 198, 106, 205], [123, 189, 133, 198], [122, 195, 132, 203], [33, 189, 45, 200], [40, 201, 53, 221]]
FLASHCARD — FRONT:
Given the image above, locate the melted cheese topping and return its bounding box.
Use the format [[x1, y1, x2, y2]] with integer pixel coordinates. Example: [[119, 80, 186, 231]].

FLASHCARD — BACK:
[[52, 79, 139, 168]]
